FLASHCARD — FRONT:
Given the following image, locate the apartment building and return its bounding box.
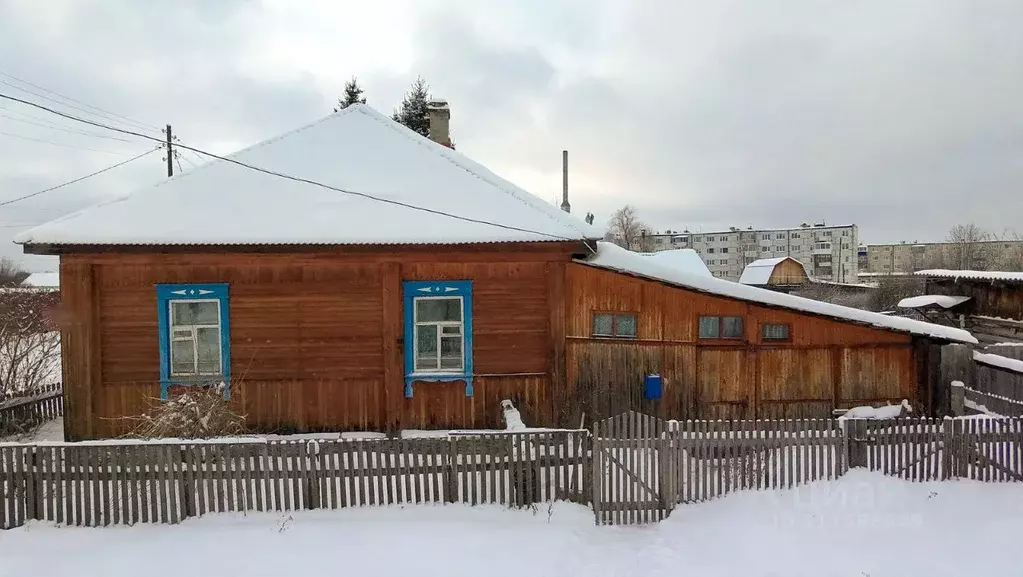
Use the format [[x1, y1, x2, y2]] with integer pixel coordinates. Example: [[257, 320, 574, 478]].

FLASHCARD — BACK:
[[864, 240, 1023, 274], [646, 223, 859, 282]]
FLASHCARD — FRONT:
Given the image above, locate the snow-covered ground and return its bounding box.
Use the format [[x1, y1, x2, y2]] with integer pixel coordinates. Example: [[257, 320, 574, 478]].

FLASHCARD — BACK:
[[1, 470, 1020, 577], [0, 417, 63, 443]]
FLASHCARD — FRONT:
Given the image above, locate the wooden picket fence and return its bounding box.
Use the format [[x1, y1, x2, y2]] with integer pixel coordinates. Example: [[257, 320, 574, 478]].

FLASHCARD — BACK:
[[591, 412, 1023, 525], [0, 430, 589, 529], [0, 384, 63, 437], [3, 415, 1023, 529]]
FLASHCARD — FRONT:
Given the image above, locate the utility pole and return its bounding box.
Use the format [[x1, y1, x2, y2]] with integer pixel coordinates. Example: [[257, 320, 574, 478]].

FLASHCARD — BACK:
[[163, 124, 174, 177]]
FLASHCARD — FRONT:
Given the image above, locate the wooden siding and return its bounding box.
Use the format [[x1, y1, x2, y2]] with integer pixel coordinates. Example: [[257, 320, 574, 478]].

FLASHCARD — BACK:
[[58, 246, 575, 440], [767, 258, 809, 285], [928, 278, 1023, 320], [565, 264, 919, 421]]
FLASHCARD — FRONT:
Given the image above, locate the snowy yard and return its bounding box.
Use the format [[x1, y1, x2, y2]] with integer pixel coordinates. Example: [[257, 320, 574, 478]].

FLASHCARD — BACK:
[[1, 470, 1020, 577]]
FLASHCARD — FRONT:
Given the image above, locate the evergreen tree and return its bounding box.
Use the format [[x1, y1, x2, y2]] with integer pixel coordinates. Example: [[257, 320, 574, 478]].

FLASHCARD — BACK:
[[391, 76, 431, 137], [334, 76, 366, 112]]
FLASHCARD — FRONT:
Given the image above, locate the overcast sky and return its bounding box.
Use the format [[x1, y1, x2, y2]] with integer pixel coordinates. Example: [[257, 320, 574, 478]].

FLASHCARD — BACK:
[[1, 0, 1022, 271]]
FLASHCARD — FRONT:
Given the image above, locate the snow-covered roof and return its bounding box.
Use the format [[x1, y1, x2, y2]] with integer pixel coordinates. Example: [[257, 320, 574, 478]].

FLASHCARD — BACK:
[[738, 257, 804, 285], [21, 272, 59, 289], [15, 105, 601, 247], [974, 351, 1023, 374], [638, 249, 710, 277], [580, 242, 977, 343], [915, 269, 1023, 283], [897, 295, 971, 309]]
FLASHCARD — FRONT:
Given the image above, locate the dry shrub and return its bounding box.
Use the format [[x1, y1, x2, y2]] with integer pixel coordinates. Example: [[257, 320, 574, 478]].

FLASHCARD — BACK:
[[0, 289, 61, 400], [129, 383, 247, 438]]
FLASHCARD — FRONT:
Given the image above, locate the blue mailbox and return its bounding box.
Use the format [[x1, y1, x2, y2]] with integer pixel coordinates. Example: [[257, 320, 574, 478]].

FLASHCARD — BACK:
[[644, 374, 663, 400]]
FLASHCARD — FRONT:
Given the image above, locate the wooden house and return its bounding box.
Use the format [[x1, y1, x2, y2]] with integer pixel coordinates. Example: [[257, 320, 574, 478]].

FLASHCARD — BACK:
[[738, 257, 809, 291], [16, 105, 976, 440], [916, 269, 1023, 344]]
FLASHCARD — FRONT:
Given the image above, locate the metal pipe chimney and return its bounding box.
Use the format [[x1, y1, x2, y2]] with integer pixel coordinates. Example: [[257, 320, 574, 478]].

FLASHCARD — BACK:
[[560, 150, 571, 213]]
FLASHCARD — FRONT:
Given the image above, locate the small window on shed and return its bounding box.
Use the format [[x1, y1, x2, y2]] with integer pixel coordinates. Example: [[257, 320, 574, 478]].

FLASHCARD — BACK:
[[593, 313, 638, 338], [722, 316, 744, 338], [592, 313, 614, 336], [699, 316, 744, 339], [762, 323, 790, 341], [698, 316, 719, 338]]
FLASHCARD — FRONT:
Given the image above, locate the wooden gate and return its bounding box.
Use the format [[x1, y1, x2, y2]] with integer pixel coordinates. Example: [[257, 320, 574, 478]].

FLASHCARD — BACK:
[[591, 411, 674, 525]]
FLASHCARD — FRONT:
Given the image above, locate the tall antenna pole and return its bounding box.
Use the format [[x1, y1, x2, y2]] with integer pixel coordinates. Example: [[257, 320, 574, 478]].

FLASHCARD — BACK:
[[560, 150, 570, 213]]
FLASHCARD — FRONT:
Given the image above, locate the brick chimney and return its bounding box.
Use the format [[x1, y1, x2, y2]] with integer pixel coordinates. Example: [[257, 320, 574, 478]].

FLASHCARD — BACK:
[[426, 99, 452, 148]]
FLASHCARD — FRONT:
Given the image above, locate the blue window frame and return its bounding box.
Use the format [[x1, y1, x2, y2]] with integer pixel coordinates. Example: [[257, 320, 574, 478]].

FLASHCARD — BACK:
[[402, 280, 473, 398], [156, 284, 231, 400]]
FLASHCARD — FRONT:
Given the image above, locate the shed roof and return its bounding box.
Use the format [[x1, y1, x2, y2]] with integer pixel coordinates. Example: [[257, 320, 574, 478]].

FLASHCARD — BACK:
[[915, 269, 1023, 284], [738, 257, 805, 285], [21, 272, 59, 289], [897, 295, 971, 309], [580, 242, 976, 343], [15, 105, 601, 247]]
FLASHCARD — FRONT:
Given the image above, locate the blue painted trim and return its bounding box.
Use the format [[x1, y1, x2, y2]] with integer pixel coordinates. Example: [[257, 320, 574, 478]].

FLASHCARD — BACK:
[[156, 283, 231, 400], [402, 280, 473, 398]]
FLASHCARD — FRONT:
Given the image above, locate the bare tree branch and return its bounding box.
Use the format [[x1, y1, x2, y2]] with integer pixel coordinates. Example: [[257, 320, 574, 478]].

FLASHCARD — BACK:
[[605, 205, 653, 251]]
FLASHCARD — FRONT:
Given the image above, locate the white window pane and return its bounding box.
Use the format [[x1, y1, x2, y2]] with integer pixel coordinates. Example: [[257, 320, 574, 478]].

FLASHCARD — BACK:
[[592, 313, 613, 336], [196, 327, 222, 374], [171, 339, 195, 375], [415, 326, 438, 371], [441, 325, 462, 336], [615, 314, 637, 338], [172, 301, 219, 325], [172, 328, 191, 339], [440, 336, 463, 370], [699, 316, 719, 338], [415, 298, 461, 323], [763, 324, 790, 340]]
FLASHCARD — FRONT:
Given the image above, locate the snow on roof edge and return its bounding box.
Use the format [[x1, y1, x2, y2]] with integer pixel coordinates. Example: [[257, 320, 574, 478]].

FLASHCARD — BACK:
[[915, 269, 1023, 283], [897, 295, 971, 309], [580, 242, 977, 344]]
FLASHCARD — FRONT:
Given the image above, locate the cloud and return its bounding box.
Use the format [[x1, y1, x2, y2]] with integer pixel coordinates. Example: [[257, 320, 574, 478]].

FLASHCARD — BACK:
[[1, 0, 1022, 273]]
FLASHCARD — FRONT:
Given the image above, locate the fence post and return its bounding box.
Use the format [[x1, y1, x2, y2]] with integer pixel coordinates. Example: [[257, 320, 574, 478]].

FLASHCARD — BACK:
[[844, 419, 868, 469], [443, 437, 457, 504], [181, 447, 196, 518], [941, 417, 954, 480], [950, 381, 965, 417]]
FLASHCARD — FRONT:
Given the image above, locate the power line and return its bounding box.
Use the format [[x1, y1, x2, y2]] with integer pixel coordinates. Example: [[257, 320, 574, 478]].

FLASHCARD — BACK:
[[0, 130, 134, 154], [0, 112, 137, 142], [0, 72, 162, 134], [0, 147, 161, 208], [0, 92, 577, 241]]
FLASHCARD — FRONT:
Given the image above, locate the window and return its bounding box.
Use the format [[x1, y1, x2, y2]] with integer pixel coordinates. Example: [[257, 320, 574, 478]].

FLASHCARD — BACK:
[[706, 259, 715, 265], [719, 236, 728, 241], [761, 234, 770, 240], [698, 316, 744, 339], [776, 245, 785, 251], [762, 323, 790, 341], [592, 313, 637, 338], [776, 233, 784, 239], [721, 247, 729, 253], [403, 281, 474, 397], [842, 230, 850, 236], [707, 248, 716, 254], [693, 236, 702, 242], [792, 233, 800, 239], [157, 284, 231, 400], [761, 246, 769, 252]]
